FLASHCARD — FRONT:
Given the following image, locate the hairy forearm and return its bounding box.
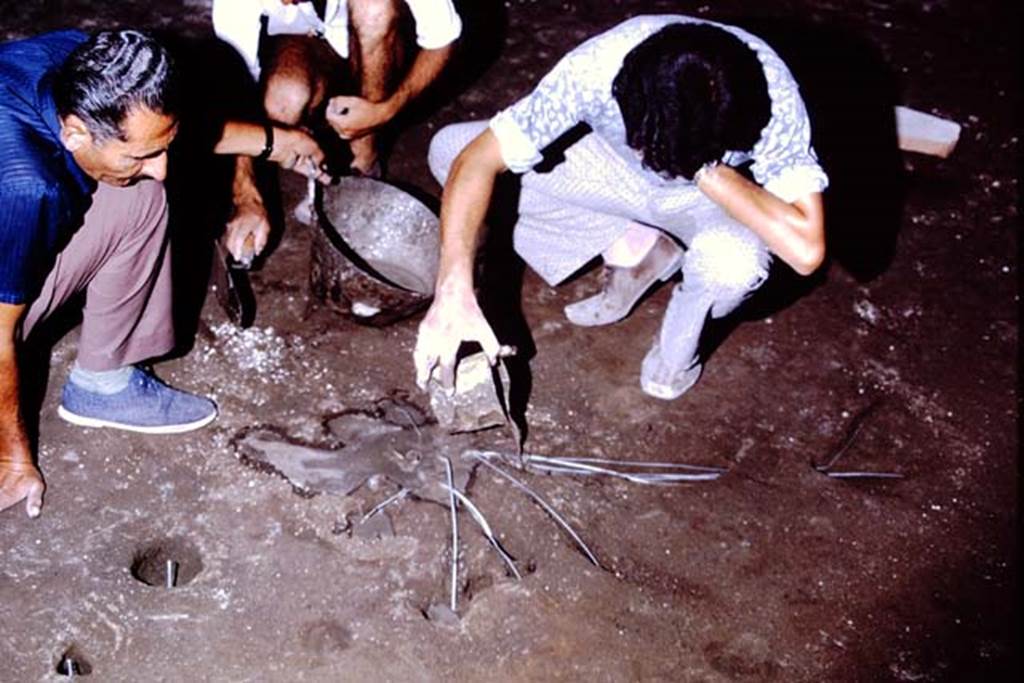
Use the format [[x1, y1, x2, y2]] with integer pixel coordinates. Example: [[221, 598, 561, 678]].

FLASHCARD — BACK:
[[384, 46, 453, 117], [697, 165, 825, 275], [217, 121, 328, 182], [230, 155, 264, 206]]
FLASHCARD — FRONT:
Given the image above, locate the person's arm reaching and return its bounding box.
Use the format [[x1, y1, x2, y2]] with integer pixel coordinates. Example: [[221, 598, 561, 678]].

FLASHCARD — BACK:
[[215, 121, 331, 262], [326, 45, 453, 141], [215, 121, 330, 177], [223, 156, 269, 263], [0, 302, 45, 518], [696, 164, 825, 275], [414, 128, 513, 390]]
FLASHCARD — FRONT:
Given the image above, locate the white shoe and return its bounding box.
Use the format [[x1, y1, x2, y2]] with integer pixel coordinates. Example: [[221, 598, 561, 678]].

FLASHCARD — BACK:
[[564, 234, 683, 327], [639, 341, 703, 400]]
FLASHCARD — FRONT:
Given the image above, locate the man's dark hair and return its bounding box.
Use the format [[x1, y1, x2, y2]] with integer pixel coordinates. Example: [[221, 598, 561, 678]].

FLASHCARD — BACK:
[[53, 30, 178, 142], [612, 23, 771, 180]]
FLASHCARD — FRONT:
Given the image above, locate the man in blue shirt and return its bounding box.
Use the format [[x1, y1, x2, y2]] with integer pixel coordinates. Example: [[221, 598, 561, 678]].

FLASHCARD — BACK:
[[0, 30, 280, 519], [0, 29, 211, 518]]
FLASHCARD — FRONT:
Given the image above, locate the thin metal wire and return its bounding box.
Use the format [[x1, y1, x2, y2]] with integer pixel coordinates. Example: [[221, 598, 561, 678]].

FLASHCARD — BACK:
[[823, 471, 904, 479], [816, 404, 877, 471], [813, 404, 902, 479], [535, 455, 727, 472], [392, 404, 424, 439], [443, 484, 522, 580], [471, 453, 601, 568], [443, 458, 459, 613], [524, 455, 723, 483], [361, 488, 409, 522], [526, 461, 719, 484]]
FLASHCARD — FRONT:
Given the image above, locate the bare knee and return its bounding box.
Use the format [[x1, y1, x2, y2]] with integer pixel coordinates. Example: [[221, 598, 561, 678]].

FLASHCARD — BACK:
[[349, 0, 400, 44], [686, 228, 770, 293], [263, 76, 313, 125]]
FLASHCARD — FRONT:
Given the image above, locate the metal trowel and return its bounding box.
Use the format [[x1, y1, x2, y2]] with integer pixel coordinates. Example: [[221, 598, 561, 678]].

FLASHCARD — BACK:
[[212, 235, 256, 328]]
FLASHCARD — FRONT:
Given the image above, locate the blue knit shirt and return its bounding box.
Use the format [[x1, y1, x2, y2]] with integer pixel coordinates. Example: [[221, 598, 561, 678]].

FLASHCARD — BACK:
[[0, 30, 94, 304]]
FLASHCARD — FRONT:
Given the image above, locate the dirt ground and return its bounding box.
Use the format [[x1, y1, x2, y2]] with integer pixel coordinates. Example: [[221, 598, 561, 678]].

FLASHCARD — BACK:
[[0, 1, 1018, 681]]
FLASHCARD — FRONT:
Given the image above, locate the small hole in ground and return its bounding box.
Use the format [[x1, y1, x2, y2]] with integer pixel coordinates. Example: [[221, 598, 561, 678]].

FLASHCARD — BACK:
[[55, 646, 92, 676], [130, 537, 203, 587]]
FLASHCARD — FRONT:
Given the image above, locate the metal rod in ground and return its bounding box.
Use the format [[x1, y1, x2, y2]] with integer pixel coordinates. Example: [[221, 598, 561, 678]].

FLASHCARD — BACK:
[[533, 455, 728, 472], [362, 488, 409, 522], [443, 484, 522, 580], [443, 457, 459, 613], [823, 471, 904, 479], [524, 456, 723, 483], [392, 405, 423, 439], [497, 357, 525, 466], [165, 560, 178, 588], [468, 449, 725, 476], [526, 462, 719, 484], [815, 403, 877, 472], [471, 453, 601, 569], [62, 656, 75, 677]]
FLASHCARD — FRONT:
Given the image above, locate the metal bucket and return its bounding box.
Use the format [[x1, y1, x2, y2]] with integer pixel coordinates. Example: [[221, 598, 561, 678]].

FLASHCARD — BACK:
[[312, 177, 440, 326]]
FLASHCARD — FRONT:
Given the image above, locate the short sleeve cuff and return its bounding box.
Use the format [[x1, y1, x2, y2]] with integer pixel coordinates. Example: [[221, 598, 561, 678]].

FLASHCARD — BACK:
[[761, 164, 829, 203], [0, 290, 28, 305], [489, 112, 543, 174], [416, 14, 462, 50]]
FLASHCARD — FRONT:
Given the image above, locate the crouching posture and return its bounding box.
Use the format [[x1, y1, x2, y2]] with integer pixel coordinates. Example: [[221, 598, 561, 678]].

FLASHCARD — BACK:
[[0, 31, 217, 517], [414, 16, 828, 400], [212, 0, 462, 263]]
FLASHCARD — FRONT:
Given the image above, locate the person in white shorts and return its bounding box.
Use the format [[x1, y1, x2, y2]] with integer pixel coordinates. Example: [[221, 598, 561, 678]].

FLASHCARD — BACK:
[[212, 0, 462, 263]]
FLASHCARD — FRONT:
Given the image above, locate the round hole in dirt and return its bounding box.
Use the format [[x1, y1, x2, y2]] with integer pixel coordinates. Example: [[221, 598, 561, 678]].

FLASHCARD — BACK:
[[129, 537, 203, 587]]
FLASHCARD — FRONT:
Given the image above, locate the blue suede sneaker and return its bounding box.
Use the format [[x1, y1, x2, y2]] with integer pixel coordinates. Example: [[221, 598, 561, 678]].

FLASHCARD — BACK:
[[58, 367, 218, 434]]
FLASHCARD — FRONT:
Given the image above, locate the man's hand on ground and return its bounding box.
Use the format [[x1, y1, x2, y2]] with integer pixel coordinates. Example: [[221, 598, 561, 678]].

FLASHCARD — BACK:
[[413, 288, 511, 392], [224, 198, 271, 264], [1, 302, 42, 517], [325, 96, 392, 141], [270, 128, 332, 183], [0, 456, 45, 518]]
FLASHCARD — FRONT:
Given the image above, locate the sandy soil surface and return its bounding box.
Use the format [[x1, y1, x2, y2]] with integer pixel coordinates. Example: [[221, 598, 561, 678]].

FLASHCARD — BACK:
[[0, 1, 1018, 681]]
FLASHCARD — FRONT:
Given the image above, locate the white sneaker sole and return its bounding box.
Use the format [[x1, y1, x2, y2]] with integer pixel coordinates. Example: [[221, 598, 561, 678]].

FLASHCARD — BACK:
[[57, 405, 217, 434]]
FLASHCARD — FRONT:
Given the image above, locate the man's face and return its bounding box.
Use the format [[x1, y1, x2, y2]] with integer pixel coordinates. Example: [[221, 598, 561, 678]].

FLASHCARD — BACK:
[[61, 107, 178, 186]]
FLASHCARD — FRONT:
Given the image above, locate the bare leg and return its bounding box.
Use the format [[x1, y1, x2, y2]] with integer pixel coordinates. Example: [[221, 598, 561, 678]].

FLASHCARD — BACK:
[[348, 0, 404, 173], [601, 224, 662, 268], [262, 35, 331, 125], [259, 36, 337, 224]]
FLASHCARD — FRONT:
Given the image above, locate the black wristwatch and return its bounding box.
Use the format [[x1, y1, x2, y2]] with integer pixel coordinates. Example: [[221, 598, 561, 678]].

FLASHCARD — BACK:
[[256, 122, 274, 161]]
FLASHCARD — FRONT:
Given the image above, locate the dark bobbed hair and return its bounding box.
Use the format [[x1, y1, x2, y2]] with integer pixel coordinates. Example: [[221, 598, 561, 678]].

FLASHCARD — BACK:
[[612, 23, 771, 180], [53, 30, 178, 142]]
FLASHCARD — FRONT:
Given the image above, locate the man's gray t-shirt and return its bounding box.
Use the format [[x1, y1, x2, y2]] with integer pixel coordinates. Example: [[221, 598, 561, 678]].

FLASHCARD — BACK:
[[489, 15, 829, 203]]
